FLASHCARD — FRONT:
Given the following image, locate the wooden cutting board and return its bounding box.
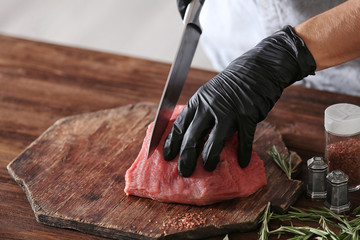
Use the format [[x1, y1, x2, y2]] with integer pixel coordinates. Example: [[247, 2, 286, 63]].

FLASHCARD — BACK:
[[7, 103, 304, 240]]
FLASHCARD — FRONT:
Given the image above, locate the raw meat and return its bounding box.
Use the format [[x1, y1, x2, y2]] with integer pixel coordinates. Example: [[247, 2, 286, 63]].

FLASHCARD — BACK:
[[124, 105, 267, 205]]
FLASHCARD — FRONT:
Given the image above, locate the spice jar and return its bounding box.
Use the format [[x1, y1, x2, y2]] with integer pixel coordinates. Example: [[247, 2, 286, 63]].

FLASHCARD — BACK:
[[324, 170, 351, 214], [306, 156, 328, 201], [324, 103, 360, 192]]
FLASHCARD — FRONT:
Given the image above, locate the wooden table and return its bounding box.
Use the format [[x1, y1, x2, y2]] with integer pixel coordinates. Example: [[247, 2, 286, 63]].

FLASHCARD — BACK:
[[1, 35, 359, 240]]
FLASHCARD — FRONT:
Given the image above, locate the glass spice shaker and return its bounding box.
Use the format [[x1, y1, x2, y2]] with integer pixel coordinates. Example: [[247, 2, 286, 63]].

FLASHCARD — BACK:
[[324, 103, 360, 192]]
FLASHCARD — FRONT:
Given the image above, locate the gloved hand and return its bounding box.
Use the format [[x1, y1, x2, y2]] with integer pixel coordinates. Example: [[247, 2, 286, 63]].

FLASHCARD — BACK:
[[177, 0, 192, 19], [163, 26, 316, 177]]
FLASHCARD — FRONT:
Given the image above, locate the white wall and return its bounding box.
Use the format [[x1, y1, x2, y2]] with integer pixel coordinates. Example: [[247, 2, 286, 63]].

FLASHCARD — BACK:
[[0, 0, 214, 70]]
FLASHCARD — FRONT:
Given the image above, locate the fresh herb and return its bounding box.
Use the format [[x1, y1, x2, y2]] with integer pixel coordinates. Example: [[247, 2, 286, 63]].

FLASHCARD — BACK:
[[270, 225, 329, 239], [258, 202, 272, 240], [267, 145, 294, 179], [352, 205, 360, 216], [271, 207, 338, 223], [259, 203, 360, 239]]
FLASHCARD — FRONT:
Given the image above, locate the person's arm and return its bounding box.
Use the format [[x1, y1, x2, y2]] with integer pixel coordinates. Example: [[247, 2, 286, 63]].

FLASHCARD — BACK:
[[163, 25, 316, 177], [295, 0, 360, 71], [167, 0, 360, 177]]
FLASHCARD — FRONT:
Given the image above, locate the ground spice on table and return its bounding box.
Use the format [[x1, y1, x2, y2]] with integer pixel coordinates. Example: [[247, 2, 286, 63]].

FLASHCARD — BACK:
[[161, 210, 218, 233], [161, 212, 207, 231], [327, 138, 360, 187]]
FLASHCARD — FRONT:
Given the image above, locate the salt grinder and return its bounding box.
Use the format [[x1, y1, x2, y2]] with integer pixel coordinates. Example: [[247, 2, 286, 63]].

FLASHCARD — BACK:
[[324, 170, 351, 214], [307, 157, 327, 201]]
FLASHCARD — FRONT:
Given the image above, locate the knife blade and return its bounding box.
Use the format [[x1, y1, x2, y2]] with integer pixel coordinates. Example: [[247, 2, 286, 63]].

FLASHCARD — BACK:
[[147, 0, 205, 158]]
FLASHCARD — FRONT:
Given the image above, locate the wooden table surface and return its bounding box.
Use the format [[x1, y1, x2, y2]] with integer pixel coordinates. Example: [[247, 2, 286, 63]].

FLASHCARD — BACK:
[[1, 34, 360, 240]]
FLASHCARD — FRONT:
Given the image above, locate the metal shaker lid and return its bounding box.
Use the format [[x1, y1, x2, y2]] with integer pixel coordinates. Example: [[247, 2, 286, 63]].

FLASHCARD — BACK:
[[307, 156, 327, 170], [327, 170, 348, 184]]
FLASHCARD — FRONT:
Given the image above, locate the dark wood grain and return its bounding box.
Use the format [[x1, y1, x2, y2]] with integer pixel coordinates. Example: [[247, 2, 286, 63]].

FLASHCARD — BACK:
[[7, 103, 302, 240], [1, 34, 360, 240]]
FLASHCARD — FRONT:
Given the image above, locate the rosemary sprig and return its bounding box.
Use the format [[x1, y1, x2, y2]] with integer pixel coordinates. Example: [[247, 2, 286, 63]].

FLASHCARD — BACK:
[[258, 202, 272, 240], [269, 225, 329, 239], [267, 145, 294, 179], [259, 204, 360, 240], [272, 207, 338, 225]]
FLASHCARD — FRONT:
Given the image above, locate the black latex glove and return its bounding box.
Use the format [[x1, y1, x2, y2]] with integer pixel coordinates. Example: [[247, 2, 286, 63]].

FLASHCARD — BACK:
[[163, 26, 316, 177], [177, 0, 192, 19]]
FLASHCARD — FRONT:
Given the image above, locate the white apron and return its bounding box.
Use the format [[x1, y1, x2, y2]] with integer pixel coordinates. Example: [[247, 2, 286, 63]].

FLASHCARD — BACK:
[[200, 0, 360, 96]]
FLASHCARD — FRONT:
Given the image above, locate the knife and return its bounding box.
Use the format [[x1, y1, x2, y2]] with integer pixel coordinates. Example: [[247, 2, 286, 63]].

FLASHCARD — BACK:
[[147, 0, 205, 157]]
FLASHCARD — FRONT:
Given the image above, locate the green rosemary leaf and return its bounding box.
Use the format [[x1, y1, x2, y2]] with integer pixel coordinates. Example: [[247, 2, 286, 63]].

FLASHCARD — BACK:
[[288, 234, 313, 240], [319, 216, 339, 240], [301, 233, 315, 240], [342, 215, 353, 231], [258, 202, 271, 240], [267, 145, 293, 179], [269, 226, 306, 236], [351, 222, 360, 231], [306, 227, 329, 236], [351, 231, 358, 240], [337, 232, 350, 240], [338, 223, 351, 234], [270, 226, 329, 238], [352, 205, 360, 216], [323, 207, 345, 222], [338, 234, 352, 240]]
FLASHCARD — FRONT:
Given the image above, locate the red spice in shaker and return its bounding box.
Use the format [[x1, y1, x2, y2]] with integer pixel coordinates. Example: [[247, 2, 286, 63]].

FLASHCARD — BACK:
[[327, 138, 360, 189], [324, 103, 360, 192]]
